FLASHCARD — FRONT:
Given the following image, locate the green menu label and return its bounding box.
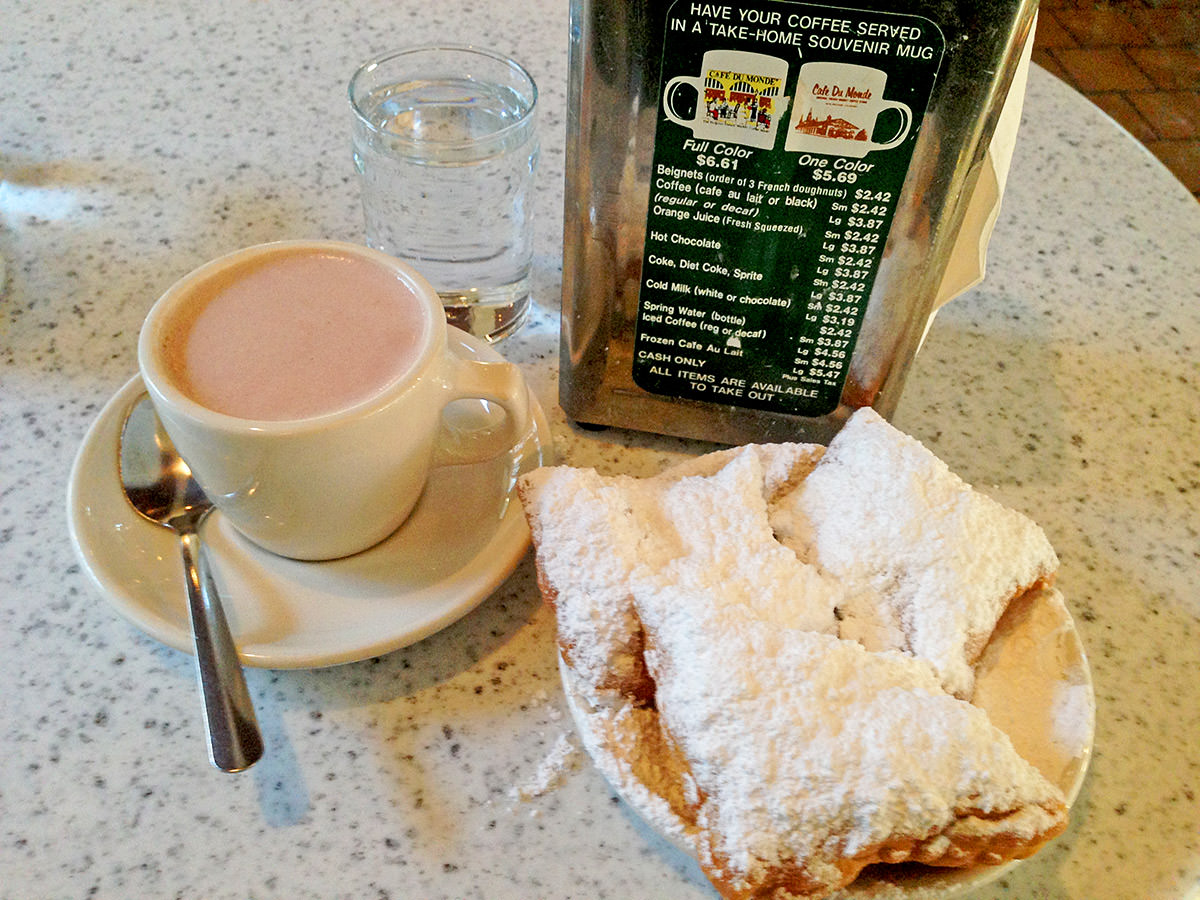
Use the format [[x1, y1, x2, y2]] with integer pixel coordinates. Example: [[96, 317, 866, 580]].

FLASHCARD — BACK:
[[633, 0, 945, 416]]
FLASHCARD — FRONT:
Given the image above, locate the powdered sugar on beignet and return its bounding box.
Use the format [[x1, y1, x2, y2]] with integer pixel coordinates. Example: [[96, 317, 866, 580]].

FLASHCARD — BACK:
[[664, 441, 825, 502], [516, 465, 674, 702], [631, 584, 1069, 899], [652, 449, 840, 634], [518, 445, 837, 703], [770, 408, 1059, 698], [518, 418, 1074, 900]]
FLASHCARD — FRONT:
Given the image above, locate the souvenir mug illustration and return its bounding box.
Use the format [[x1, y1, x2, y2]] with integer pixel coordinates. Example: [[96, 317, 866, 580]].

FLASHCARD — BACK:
[[785, 61, 913, 158], [663, 50, 790, 150]]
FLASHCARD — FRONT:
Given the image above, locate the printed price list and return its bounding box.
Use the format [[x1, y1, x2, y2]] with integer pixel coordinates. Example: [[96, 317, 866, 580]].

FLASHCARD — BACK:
[[635, 151, 903, 414], [792, 191, 894, 390]]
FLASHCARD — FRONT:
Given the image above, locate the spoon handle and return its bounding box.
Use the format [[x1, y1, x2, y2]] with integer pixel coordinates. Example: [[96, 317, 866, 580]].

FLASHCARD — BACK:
[[179, 529, 264, 772]]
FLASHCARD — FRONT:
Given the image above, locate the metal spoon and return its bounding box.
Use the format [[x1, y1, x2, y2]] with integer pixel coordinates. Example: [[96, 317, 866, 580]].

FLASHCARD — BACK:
[[119, 392, 263, 772]]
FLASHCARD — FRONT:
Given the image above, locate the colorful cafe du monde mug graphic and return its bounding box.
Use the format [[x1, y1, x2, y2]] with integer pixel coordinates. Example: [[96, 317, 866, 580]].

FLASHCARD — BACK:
[[663, 49, 791, 150], [663, 52, 913, 158]]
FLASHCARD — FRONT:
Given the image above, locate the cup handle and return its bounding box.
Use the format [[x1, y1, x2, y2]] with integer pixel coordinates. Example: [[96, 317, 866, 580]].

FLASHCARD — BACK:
[[663, 76, 704, 126], [431, 340, 532, 468], [869, 101, 913, 151]]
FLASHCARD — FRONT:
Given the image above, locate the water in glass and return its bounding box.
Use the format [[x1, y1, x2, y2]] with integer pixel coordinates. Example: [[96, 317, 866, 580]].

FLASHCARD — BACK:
[[353, 76, 538, 342]]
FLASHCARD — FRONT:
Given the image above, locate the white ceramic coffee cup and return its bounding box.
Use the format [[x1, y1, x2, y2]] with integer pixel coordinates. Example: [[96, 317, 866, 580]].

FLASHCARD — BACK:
[[138, 240, 531, 561]]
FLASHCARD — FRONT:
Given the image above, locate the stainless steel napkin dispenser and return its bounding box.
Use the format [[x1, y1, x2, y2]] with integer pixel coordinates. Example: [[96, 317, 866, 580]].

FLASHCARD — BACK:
[[560, 0, 1039, 444]]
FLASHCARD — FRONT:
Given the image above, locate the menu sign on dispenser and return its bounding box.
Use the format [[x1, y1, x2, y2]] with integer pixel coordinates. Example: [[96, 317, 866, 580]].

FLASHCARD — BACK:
[[634, 2, 943, 417]]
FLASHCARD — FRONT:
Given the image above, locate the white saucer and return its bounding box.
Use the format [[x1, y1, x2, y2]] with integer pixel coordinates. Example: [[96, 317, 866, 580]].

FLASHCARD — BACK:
[[67, 331, 550, 669]]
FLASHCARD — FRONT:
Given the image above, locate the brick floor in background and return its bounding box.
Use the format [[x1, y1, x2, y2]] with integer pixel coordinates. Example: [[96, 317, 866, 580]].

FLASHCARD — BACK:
[[1033, 0, 1200, 199]]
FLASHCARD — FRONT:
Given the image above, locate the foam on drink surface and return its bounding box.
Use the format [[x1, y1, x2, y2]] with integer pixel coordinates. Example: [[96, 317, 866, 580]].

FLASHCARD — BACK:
[[164, 249, 426, 421]]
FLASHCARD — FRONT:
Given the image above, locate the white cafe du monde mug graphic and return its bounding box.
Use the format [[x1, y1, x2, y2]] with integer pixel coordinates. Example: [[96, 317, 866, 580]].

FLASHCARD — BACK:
[[785, 61, 913, 158], [663, 49, 791, 150]]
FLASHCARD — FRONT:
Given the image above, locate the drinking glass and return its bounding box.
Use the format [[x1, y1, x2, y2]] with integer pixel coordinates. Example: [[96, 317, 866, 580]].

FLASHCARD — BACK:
[[350, 45, 539, 342]]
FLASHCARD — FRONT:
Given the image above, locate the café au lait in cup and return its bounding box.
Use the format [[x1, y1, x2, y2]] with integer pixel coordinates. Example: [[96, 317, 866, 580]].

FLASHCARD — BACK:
[[137, 240, 531, 560]]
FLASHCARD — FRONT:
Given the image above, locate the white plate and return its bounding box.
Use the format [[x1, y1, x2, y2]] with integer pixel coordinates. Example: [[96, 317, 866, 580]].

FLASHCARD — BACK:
[[562, 586, 1094, 899], [67, 330, 549, 669]]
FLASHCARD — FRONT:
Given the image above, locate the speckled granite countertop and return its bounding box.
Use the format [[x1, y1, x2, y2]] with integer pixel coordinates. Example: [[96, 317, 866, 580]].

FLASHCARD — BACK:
[[2, 2, 1198, 898]]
